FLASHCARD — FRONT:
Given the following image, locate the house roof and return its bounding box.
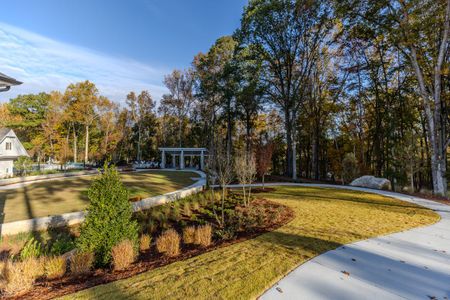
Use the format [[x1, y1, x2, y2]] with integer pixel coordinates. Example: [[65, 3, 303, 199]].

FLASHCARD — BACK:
[[0, 72, 22, 87], [0, 128, 11, 141]]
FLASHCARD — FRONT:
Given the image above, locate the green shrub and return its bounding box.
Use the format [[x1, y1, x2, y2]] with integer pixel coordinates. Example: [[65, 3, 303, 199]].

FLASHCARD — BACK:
[[20, 237, 42, 260], [49, 238, 75, 256], [76, 164, 138, 266], [183, 202, 192, 217]]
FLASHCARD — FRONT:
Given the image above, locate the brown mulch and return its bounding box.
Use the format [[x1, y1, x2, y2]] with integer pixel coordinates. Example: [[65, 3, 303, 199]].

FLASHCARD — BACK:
[[250, 187, 277, 193], [10, 199, 294, 300]]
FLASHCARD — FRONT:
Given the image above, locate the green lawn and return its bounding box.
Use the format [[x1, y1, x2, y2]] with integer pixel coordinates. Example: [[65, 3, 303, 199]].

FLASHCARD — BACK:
[[64, 186, 439, 300], [0, 171, 197, 223]]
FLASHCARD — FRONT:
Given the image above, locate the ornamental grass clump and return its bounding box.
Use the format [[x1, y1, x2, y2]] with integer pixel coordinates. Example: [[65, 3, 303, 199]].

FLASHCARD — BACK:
[[139, 234, 151, 252], [111, 240, 136, 271], [182, 226, 196, 244], [76, 164, 138, 267], [69, 251, 94, 275], [195, 224, 212, 247], [0, 257, 43, 295], [45, 256, 66, 280], [156, 229, 180, 257]]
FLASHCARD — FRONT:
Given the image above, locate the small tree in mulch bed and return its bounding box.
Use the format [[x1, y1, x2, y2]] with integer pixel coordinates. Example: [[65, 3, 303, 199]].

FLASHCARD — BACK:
[[256, 142, 274, 190], [77, 164, 138, 267]]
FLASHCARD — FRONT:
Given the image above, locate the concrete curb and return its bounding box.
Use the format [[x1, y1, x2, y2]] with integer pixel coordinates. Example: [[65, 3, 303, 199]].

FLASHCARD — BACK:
[[0, 170, 99, 187], [0, 170, 205, 236]]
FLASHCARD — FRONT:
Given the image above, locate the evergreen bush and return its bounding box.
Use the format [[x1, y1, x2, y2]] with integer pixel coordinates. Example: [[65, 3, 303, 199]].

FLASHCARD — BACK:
[[76, 164, 138, 266]]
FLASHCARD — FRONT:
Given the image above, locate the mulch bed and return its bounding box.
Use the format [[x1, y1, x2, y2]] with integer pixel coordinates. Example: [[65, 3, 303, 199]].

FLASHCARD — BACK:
[[250, 187, 277, 193], [10, 199, 294, 300]]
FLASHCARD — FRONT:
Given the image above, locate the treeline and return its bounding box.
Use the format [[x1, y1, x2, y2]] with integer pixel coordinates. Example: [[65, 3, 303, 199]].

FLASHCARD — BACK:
[[1, 0, 449, 196]]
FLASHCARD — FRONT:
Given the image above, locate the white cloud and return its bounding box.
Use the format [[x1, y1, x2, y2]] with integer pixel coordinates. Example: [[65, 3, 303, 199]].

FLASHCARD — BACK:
[[0, 22, 168, 104]]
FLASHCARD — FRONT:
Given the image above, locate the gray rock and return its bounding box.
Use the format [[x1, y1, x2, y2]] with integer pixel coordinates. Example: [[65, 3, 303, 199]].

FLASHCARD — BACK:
[[350, 175, 391, 190]]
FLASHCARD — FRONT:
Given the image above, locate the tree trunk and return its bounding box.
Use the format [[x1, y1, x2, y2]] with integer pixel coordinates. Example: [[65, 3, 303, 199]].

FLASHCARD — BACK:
[[85, 125, 89, 165], [137, 124, 142, 161], [285, 110, 293, 178], [73, 127, 77, 163]]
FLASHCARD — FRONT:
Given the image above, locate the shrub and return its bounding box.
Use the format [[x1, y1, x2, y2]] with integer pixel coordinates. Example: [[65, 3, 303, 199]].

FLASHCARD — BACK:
[[183, 202, 192, 217], [77, 164, 138, 266], [1, 258, 42, 295], [69, 251, 94, 275], [195, 224, 212, 247], [20, 237, 42, 260], [182, 226, 196, 244], [156, 229, 180, 257], [146, 219, 157, 234], [49, 237, 75, 256], [169, 206, 182, 222], [191, 201, 200, 211], [45, 256, 66, 279], [139, 234, 151, 252], [111, 240, 136, 271], [342, 153, 359, 183]]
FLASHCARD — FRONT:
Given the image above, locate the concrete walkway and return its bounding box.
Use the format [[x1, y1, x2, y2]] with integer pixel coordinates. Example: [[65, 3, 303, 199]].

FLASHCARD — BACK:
[[251, 183, 450, 300]]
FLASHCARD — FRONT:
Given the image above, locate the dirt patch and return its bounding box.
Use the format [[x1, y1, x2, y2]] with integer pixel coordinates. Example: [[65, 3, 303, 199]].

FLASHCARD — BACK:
[[9, 199, 293, 300]]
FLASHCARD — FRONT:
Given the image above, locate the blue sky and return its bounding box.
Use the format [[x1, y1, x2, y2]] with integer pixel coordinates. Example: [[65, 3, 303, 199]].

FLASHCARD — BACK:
[[0, 0, 247, 103]]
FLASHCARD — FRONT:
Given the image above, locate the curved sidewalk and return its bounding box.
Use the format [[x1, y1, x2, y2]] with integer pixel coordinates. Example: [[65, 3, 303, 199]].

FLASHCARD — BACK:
[[253, 183, 450, 300]]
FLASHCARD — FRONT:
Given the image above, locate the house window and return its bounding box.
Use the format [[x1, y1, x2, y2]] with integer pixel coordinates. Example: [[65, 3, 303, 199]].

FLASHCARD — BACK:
[[5, 142, 11, 150]]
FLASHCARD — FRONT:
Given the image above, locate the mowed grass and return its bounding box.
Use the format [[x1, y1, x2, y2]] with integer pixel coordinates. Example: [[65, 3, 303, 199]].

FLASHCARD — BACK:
[[64, 186, 439, 300], [0, 171, 197, 223]]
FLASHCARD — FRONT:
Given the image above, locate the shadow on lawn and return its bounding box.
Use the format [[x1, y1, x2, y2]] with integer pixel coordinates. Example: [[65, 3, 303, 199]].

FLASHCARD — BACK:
[[257, 230, 342, 255], [272, 189, 432, 211]]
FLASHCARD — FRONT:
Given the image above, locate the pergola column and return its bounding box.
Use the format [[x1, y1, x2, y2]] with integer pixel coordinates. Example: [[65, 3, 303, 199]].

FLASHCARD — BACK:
[[172, 154, 176, 168], [180, 150, 185, 169], [200, 150, 205, 170], [161, 150, 166, 168]]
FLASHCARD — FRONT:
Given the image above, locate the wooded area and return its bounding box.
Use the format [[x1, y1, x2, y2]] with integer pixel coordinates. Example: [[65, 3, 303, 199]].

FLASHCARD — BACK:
[[0, 0, 448, 196]]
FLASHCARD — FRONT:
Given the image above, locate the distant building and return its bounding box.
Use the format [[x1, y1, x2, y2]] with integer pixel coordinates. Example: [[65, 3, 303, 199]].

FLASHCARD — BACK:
[[0, 72, 22, 92], [0, 128, 29, 178]]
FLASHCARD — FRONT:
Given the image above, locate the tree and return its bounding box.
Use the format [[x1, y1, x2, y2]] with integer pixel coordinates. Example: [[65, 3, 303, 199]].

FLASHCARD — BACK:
[[239, 0, 332, 179], [342, 153, 358, 184], [14, 156, 33, 176], [77, 164, 138, 266], [192, 36, 237, 158], [161, 69, 195, 147], [64, 81, 100, 165], [234, 150, 257, 206], [256, 141, 274, 189], [126, 91, 155, 161], [335, 0, 450, 196], [206, 138, 233, 227]]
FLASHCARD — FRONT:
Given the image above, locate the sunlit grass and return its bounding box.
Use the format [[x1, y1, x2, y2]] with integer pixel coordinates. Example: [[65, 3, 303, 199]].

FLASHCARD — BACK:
[[64, 186, 439, 300], [0, 171, 197, 223]]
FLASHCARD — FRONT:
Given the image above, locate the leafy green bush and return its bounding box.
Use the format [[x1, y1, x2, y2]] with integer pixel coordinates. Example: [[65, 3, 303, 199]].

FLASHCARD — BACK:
[[49, 237, 75, 256], [20, 237, 42, 260], [76, 164, 138, 266]]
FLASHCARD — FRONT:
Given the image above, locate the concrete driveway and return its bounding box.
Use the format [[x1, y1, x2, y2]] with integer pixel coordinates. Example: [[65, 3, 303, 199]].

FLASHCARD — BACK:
[[258, 184, 450, 300]]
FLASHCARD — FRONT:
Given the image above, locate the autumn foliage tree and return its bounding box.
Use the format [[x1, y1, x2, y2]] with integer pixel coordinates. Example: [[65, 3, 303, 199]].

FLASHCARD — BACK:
[[256, 142, 274, 189]]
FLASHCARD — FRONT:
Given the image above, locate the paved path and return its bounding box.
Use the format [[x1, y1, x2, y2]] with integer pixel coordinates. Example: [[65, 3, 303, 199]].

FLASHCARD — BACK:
[[247, 183, 450, 300]]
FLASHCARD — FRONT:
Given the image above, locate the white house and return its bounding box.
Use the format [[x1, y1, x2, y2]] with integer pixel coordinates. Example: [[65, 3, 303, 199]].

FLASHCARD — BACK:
[[0, 128, 29, 178]]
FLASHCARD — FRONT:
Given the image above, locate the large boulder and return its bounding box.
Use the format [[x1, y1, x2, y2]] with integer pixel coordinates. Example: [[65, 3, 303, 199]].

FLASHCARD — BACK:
[[350, 175, 391, 190]]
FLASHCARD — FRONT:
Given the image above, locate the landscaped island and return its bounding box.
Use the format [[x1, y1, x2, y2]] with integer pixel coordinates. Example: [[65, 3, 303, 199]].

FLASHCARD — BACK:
[[63, 187, 437, 300], [1, 182, 436, 299], [0, 170, 197, 223]]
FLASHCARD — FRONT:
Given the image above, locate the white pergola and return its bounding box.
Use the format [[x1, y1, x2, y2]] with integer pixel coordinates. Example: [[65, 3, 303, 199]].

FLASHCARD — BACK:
[[159, 147, 208, 170]]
